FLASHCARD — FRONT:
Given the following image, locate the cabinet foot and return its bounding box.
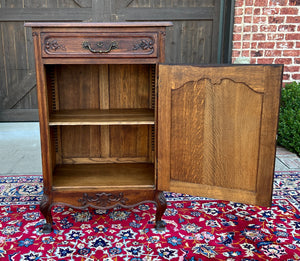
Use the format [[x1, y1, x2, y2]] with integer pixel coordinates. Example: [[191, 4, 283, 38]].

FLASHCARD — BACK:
[[155, 220, 165, 231], [40, 194, 53, 233], [42, 223, 53, 233], [154, 191, 167, 230]]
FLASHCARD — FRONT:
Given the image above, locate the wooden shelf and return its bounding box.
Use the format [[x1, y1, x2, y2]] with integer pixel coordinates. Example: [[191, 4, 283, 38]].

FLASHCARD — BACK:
[[52, 163, 155, 190], [49, 109, 155, 126]]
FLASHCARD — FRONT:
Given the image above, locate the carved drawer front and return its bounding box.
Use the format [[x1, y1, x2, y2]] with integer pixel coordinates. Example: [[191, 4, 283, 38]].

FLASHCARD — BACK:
[[41, 32, 158, 58]]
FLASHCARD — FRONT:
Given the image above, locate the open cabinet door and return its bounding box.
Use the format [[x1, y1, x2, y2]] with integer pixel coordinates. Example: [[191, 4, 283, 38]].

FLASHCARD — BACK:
[[157, 65, 283, 207]]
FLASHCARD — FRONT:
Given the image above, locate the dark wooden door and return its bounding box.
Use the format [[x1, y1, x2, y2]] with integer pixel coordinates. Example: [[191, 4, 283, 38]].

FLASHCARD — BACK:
[[157, 64, 283, 207], [0, 0, 230, 121], [0, 0, 93, 121], [113, 0, 222, 64]]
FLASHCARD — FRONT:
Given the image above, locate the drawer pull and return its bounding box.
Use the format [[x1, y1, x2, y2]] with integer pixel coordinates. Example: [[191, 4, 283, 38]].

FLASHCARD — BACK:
[[82, 41, 118, 53]]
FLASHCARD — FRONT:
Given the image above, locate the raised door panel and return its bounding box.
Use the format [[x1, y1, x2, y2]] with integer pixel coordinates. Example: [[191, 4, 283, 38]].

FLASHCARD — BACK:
[[157, 64, 282, 207]]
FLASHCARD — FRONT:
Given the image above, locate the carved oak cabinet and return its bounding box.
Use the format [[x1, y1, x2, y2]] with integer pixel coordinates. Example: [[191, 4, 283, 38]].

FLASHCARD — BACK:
[[25, 22, 283, 233]]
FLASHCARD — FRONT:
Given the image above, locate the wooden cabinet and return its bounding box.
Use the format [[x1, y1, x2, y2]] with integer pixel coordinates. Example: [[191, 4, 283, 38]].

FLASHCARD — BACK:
[[26, 22, 283, 233]]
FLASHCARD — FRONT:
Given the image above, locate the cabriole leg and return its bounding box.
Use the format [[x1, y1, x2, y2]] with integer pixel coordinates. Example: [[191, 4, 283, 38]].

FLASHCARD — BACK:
[[39, 194, 53, 233], [154, 190, 167, 231]]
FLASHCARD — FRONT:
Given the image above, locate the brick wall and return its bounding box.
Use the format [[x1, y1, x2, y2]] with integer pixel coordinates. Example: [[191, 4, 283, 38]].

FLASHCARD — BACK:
[[232, 0, 300, 85]]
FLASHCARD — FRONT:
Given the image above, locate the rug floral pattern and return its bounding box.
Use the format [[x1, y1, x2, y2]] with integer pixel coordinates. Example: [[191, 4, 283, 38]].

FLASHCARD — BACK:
[[0, 172, 299, 260]]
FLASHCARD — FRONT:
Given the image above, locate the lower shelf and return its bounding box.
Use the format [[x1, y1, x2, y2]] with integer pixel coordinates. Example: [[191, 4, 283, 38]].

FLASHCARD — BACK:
[[52, 163, 155, 191]]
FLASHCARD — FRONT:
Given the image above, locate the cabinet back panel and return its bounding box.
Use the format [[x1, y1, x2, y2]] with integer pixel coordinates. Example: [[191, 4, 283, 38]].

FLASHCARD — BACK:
[[56, 65, 100, 110], [109, 64, 151, 109], [110, 125, 149, 158], [61, 126, 102, 158], [58, 124, 151, 163], [48, 64, 154, 164], [52, 64, 152, 110]]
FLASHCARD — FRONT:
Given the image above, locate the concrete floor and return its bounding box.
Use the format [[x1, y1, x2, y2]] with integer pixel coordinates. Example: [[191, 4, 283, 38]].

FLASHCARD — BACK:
[[0, 122, 299, 175]]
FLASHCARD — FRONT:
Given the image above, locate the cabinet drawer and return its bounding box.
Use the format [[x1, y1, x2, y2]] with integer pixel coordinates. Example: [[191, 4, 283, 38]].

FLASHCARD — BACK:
[[41, 32, 158, 58]]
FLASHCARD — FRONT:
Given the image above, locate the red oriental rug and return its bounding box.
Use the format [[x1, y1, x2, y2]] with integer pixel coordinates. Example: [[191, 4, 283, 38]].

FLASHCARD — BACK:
[[0, 171, 300, 260]]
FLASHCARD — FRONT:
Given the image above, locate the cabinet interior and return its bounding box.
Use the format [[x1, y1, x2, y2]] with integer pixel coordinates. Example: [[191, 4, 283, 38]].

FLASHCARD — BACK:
[[45, 64, 156, 190]]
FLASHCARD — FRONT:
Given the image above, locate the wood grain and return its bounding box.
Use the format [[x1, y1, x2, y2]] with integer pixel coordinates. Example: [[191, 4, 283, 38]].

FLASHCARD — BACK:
[[170, 80, 205, 183], [158, 64, 282, 207]]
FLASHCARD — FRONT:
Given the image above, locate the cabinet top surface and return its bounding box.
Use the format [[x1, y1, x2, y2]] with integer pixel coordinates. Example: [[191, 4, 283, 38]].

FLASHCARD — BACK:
[[24, 22, 173, 28]]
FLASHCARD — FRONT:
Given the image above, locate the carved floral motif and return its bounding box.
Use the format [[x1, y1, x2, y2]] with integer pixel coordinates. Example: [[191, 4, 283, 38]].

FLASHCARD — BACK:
[[133, 39, 154, 51], [78, 192, 129, 207], [45, 40, 66, 51]]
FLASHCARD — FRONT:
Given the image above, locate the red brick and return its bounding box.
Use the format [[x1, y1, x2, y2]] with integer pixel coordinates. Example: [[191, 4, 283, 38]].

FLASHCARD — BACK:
[[244, 25, 252, 32], [278, 25, 296, 32], [245, 0, 254, 5], [235, 0, 244, 7], [232, 33, 242, 41], [245, 7, 253, 14], [253, 16, 267, 23], [251, 42, 258, 49], [233, 42, 242, 49], [265, 50, 282, 56], [285, 66, 300, 72], [243, 42, 251, 48], [286, 16, 300, 23], [253, 33, 266, 40], [252, 50, 263, 57], [296, 42, 300, 48], [244, 16, 252, 23], [283, 50, 300, 56], [267, 33, 284, 40], [292, 74, 300, 80], [254, 8, 261, 15], [235, 8, 243, 16], [232, 50, 241, 57], [298, 25, 300, 32], [275, 58, 293, 64], [234, 16, 243, 24], [252, 25, 259, 32], [255, 0, 268, 6], [242, 50, 251, 56], [282, 73, 291, 81], [268, 16, 285, 24], [270, 0, 288, 5], [243, 34, 251, 40], [262, 7, 280, 15], [295, 58, 300, 64], [233, 25, 242, 33], [257, 58, 275, 64], [260, 25, 277, 32], [257, 42, 276, 48], [285, 33, 300, 40], [276, 42, 294, 49], [280, 8, 299, 15], [250, 58, 258, 64]]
